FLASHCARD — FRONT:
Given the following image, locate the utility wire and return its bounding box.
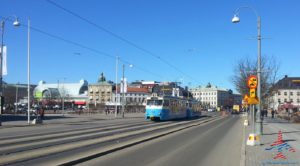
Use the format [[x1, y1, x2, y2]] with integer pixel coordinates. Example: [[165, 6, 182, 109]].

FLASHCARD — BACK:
[[32, 26, 164, 78], [45, 0, 200, 84], [1, 16, 164, 78]]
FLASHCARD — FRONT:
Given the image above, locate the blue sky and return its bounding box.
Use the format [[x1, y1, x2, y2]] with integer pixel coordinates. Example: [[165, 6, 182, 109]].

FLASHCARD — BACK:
[[1, 0, 299, 92]]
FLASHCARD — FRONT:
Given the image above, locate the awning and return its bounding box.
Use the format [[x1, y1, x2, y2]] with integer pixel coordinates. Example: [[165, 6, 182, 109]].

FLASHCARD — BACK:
[[74, 101, 86, 105], [280, 103, 295, 109]]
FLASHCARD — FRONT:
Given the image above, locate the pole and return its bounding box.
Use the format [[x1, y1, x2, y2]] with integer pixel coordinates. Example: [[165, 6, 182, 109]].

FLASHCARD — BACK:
[[27, 19, 31, 125], [15, 82, 19, 114], [0, 21, 4, 126], [122, 64, 125, 118], [256, 16, 263, 135], [252, 104, 256, 134], [115, 56, 118, 118], [62, 78, 65, 116]]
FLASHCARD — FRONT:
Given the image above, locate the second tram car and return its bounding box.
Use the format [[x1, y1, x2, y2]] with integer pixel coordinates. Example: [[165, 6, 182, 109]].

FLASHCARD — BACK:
[[145, 96, 201, 121]]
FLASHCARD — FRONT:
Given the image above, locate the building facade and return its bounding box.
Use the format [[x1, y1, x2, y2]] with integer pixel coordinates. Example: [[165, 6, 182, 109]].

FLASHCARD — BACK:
[[104, 86, 150, 113], [88, 80, 113, 105], [190, 83, 240, 109], [267, 75, 300, 112], [33, 79, 88, 106]]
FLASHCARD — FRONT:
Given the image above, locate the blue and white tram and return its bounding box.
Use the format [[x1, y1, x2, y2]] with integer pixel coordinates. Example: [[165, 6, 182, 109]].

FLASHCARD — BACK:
[[145, 96, 201, 121]]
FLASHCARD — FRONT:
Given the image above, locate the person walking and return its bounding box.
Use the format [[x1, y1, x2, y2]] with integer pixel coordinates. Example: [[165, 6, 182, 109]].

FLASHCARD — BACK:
[[271, 109, 275, 118], [40, 107, 45, 120]]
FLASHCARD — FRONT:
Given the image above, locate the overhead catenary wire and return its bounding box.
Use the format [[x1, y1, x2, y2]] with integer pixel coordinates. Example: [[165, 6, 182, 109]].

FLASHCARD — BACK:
[[32, 26, 165, 78], [45, 0, 201, 85], [0, 16, 164, 79]]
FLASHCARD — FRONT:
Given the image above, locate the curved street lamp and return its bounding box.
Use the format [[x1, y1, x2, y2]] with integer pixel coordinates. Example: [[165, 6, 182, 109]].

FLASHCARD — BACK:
[[121, 63, 133, 118], [0, 15, 20, 126], [232, 6, 263, 135]]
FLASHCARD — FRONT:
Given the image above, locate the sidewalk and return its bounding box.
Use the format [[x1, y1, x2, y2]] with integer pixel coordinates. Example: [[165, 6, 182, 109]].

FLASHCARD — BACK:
[[0, 112, 145, 128], [244, 117, 300, 166]]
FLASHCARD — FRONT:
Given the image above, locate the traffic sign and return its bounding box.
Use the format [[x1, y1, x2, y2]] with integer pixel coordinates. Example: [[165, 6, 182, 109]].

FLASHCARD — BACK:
[[250, 89, 256, 98], [243, 94, 249, 104], [248, 97, 259, 105], [247, 75, 258, 89]]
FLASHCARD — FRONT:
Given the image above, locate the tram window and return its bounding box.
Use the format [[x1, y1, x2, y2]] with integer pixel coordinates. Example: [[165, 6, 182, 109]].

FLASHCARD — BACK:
[[147, 100, 163, 106], [163, 100, 169, 106]]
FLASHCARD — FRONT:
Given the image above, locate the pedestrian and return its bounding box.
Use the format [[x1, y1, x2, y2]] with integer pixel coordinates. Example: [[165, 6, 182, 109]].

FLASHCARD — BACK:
[[78, 105, 82, 115], [105, 107, 108, 115], [40, 107, 45, 120], [271, 109, 275, 118]]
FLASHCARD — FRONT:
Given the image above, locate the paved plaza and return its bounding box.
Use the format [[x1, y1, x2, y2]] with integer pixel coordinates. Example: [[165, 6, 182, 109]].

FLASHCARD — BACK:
[[244, 117, 300, 166]]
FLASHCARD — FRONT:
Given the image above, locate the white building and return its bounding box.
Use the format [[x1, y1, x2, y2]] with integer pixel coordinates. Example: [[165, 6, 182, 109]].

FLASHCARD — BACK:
[[190, 83, 234, 109], [33, 79, 88, 105], [267, 75, 300, 112]]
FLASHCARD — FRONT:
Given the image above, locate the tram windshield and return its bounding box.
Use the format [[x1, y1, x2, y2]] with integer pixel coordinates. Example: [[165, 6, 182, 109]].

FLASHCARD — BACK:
[[146, 100, 163, 106]]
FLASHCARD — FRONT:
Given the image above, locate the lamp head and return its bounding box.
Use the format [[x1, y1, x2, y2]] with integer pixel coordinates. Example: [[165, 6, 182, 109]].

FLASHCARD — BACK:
[[232, 15, 240, 23], [13, 18, 20, 27]]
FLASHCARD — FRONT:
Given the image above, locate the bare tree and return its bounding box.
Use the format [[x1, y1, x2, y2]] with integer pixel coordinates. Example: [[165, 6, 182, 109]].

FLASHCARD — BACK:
[[231, 55, 280, 102]]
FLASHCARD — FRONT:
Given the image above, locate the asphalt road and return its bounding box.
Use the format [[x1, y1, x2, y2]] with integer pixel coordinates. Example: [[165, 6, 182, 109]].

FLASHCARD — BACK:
[[1, 113, 222, 165], [78, 115, 243, 166]]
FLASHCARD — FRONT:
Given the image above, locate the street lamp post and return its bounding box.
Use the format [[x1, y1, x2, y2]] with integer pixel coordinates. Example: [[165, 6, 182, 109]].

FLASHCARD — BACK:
[[115, 56, 118, 118], [0, 16, 20, 126], [15, 82, 19, 114], [121, 63, 133, 118], [62, 77, 66, 116], [232, 6, 263, 135], [122, 64, 125, 118], [27, 19, 31, 124]]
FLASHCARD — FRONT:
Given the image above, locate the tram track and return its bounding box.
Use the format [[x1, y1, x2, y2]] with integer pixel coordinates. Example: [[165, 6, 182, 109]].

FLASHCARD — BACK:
[[0, 119, 149, 141], [0, 121, 159, 146], [0, 121, 174, 155], [0, 115, 222, 166]]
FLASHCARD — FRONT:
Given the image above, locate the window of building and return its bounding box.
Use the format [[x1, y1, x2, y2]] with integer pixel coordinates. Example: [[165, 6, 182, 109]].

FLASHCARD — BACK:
[[278, 91, 281, 95], [290, 92, 293, 96], [297, 99, 300, 103], [284, 98, 287, 102], [278, 99, 281, 103], [290, 99, 293, 102], [297, 92, 300, 96], [284, 92, 287, 96]]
